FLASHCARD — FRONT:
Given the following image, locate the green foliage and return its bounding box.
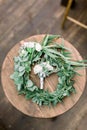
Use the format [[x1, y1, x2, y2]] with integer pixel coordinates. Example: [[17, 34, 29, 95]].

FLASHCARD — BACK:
[[41, 34, 61, 46], [10, 34, 87, 106]]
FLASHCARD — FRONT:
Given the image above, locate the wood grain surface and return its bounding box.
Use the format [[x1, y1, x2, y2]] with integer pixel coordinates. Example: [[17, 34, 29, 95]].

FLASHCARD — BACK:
[[1, 35, 86, 118]]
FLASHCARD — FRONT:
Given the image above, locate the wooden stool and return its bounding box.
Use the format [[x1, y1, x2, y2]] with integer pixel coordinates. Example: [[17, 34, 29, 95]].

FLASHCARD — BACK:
[[62, 0, 87, 29], [1, 35, 86, 118]]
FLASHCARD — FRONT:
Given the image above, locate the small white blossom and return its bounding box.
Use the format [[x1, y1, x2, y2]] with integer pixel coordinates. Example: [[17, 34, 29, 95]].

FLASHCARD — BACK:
[[33, 64, 42, 74], [19, 49, 27, 56], [42, 62, 53, 71], [46, 63, 53, 70], [21, 49, 26, 55], [63, 93, 67, 96], [35, 43, 42, 52], [21, 42, 42, 51], [28, 42, 35, 48], [22, 42, 35, 48], [23, 42, 29, 48]]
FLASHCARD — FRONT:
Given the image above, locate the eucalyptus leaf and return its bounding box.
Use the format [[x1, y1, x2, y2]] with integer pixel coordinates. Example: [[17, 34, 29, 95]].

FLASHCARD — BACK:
[[26, 80, 33, 87], [14, 57, 19, 62], [10, 72, 19, 79], [19, 66, 25, 72]]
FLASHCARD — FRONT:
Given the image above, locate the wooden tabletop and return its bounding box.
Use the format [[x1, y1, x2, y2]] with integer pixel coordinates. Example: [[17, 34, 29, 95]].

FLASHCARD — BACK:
[[1, 35, 86, 118]]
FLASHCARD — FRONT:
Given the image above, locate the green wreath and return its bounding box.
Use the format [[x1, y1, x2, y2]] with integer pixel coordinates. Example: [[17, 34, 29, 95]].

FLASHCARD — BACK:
[[10, 35, 87, 106]]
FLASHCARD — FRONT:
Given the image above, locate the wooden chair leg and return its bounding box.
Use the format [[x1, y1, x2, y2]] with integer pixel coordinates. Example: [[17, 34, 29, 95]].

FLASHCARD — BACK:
[[62, 0, 73, 28]]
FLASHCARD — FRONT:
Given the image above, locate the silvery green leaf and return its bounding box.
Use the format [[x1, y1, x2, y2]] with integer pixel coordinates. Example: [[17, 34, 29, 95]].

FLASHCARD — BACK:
[[25, 66, 31, 73], [33, 55, 40, 62], [17, 57, 22, 62], [14, 77, 23, 85], [22, 57, 29, 62], [23, 51, 28, 57], [19, 66, 25, 72], [26, 80, 33, 87], [19, 49, 28, 57], [14, 63, 20, 71], [27, 86, 37, 92], [19, 70, 25, 76], [58, 77, 62, 84], [66, 91, 70, 96], [10, 74, 15, 79], [17, 84, 22, 91], [10, 72, 19, 79], [14, 57, 19, 62]]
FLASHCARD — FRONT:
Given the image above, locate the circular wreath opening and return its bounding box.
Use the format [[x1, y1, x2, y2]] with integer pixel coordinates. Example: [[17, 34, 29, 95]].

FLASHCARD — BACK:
[[10, 35, 87, 106]]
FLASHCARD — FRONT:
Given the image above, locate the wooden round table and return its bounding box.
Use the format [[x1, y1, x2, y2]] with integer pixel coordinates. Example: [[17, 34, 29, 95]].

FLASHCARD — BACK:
[[1, 35, 86, 118]]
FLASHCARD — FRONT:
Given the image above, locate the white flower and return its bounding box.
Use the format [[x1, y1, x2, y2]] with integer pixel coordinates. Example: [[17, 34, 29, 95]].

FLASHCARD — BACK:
[[21, 42, 42, 51], [28, 42, 34, 48], [35, 43, 42, 52], [21, 49, 26, 55], [46, 63, 53, 71], [22, 42, 35, 48], [23, 42, 29, 48], [42, 62, 53, 71], [33, 64, 42, 74]]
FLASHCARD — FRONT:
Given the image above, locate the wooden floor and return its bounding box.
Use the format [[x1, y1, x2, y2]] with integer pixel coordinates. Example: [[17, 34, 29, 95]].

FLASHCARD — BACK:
[[0, 0, 87, 130]]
